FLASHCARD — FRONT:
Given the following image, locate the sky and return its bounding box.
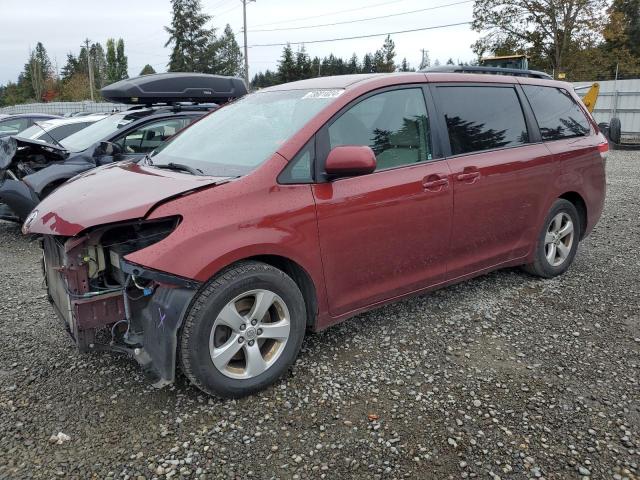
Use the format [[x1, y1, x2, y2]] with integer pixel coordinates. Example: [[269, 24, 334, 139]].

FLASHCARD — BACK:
[[0, 0, 479, 84]]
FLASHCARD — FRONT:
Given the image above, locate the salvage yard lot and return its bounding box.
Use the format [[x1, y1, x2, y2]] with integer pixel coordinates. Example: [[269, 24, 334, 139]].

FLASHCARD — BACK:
[[0, 150, 638, 480]]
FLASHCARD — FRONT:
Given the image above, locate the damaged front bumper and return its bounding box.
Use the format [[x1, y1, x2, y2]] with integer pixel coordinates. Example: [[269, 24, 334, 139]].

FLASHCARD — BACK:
[[42, 229, 200, 387]]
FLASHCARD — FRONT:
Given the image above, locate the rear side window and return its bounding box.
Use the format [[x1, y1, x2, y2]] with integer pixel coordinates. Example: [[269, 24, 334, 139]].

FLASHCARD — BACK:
[[437, 86, 529, 155], [49, 122, 91, 142], [523, 85, 590, 141]]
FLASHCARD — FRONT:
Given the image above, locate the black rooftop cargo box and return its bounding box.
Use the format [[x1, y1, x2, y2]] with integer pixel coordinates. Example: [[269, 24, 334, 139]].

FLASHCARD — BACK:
[[101, 73, 248, 105]]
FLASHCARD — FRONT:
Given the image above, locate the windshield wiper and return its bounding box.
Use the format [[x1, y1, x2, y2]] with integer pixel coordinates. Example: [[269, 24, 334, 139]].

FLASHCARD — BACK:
[[28, 122, 67, 150], [152, 162, 204, 176]]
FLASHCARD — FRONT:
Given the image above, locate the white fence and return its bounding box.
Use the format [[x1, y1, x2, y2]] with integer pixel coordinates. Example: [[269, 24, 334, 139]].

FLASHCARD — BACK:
[[0, 101, 130, 116], [575, 79, 640, 136]]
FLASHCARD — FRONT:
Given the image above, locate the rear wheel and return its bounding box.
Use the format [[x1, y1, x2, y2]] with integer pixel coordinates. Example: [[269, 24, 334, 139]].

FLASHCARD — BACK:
[[523, 199, 580, 278], [179, 261, 306, 398]]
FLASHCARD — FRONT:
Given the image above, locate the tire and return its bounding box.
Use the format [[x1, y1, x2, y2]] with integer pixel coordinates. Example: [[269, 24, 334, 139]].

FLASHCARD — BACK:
[[179, 261, 306, 398], [609, 117, 621, 144], [523, 199, 580, 278]]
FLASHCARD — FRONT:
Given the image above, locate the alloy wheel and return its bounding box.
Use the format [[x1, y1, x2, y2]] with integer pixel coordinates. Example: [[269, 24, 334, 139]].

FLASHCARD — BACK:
[[209, 289, 291, 379], [544, 212, 575, 267]]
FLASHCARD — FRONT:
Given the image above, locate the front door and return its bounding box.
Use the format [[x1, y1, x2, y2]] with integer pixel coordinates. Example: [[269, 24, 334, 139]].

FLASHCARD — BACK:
[[312, 87, 453, 317]]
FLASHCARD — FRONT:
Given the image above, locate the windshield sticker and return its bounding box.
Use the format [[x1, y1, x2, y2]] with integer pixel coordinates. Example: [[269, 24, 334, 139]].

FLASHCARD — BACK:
[[302, 89, 344, 100], [117, 119, 134, 127]]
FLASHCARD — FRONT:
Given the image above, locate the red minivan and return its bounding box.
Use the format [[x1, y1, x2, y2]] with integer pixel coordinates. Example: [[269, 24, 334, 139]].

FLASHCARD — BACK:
[[24, 72, 607, 397]]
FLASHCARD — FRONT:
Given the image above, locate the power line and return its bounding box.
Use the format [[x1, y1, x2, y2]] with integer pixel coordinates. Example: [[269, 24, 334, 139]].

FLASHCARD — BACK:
[[246, 20, 472, 48], [250, 0, 412, 28], [249, 0, 473, 33]]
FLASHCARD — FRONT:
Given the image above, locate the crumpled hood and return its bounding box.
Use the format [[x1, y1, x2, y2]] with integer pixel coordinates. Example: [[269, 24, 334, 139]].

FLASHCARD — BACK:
[[24, 160, 230, 236]]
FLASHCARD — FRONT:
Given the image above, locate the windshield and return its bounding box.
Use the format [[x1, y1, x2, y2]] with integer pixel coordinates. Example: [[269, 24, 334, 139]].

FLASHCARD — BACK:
[[60, 113, 135, 152], [16, 122, 54, 140], [150, 89, 342, 177]]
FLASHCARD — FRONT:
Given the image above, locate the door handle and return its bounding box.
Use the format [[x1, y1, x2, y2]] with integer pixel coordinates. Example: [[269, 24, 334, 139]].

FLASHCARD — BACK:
[[456, 171, 480, 182], [422, 175, 449, 191]]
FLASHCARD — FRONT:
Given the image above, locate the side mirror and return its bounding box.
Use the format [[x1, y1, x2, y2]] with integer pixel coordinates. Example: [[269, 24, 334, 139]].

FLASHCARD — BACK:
[[95, 141, 122, 157], [325, 145, 376, 177]]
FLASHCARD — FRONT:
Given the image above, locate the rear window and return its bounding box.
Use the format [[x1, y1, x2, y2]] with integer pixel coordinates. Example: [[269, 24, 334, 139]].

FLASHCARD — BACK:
[[437, 86, 529, 155], [523, 85, 590, 141]]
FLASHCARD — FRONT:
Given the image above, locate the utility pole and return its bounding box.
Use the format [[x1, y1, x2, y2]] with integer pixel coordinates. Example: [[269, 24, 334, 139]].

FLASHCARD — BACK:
[[241, 0, 255, 88], [419, 49, 430, 70], [83, 39, 95, 102]]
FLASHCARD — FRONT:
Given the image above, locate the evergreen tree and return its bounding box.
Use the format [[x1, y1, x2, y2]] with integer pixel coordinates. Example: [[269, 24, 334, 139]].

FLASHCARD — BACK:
[[23, 42, 53, 100], [347, 54, 360, 74], [91, 42, 108, 88], [311, 56, 321, 76], [165, 0, 214, 72], [362, 53, 374, 73], [105, 39, 128, 83], [277, 44, 297, 83], [106, 39, 118, 83], [373, 50, 385, 72], [214, 24, 244, 77], [380, 35, 396, 72], [446, 57, 455, 65], [140, 64, 157, 75], [116, 39, 128, 80], [295, 46, 312, 79], [61, 53, 80, 81]]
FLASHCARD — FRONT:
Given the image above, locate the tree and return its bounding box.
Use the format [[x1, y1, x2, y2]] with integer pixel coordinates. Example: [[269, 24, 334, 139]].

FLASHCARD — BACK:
[[23, 42, 53, 101], [116, 39, 128, 80], [294, 46, 312, 79], [400, 58, 414, 72], [214, 24, 244, 77], [140, 64, 157, 75], [471, 0, 606, 74], [380, 35, 396, 72], [446, 57, 455, 65], [105, 38, 128, 83], [165, 0, 215, 72], [277, 44, 297, 83], [106, 39, 118, 83], [609, 0, 640, 57], [91, 42, 108, 89], [59, 72, 91, 101], [362, 53, 374, 73], [61, 53, 80, 81], [347, 54, 360, 74]]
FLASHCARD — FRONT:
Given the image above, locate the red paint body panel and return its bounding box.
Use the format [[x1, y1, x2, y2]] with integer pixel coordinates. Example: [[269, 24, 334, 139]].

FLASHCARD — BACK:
[[312, 161, 452, 316], [28, 72, 608, 334], [446, 143, 556, 279], [30, 161, 227, 236]]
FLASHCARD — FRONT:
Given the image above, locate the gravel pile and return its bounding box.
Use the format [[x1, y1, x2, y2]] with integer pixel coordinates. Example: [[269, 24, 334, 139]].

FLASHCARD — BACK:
[[0, 150, 638, 479]]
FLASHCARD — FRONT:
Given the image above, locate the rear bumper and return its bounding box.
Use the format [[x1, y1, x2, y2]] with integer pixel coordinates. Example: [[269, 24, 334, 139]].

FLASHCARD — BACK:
[[42, 235, 200, 387]]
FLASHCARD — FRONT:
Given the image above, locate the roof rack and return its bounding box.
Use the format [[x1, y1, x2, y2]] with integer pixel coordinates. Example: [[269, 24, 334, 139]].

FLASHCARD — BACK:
[[421, 66, 553, 80]]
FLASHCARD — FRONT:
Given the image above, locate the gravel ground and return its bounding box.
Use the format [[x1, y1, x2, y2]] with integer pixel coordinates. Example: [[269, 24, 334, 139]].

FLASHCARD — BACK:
[[0, 150, 638, 480]]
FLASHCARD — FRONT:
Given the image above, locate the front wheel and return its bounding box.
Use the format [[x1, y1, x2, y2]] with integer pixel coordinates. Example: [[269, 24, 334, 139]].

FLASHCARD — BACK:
[[179, 261, 306, 398], [523, 199, 580, 278]]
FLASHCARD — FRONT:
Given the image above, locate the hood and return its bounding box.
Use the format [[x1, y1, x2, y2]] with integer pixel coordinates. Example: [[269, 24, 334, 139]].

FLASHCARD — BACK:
[[15, 136, 67, 153], [25, 160, 230, 236]]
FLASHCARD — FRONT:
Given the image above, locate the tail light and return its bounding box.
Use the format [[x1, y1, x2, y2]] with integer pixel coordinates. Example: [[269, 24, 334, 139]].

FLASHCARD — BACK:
[[598, 141, 609, 163]]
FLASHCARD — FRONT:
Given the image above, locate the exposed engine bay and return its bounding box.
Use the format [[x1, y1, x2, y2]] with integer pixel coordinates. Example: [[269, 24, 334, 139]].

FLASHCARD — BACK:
[[42, 216, 200, 387]]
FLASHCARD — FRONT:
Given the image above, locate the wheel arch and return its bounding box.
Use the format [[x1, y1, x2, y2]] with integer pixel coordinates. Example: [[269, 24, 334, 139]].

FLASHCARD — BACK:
[[198, 253, 320, 331], [247, 255, 319, 330], [558, 191, 588, 239]]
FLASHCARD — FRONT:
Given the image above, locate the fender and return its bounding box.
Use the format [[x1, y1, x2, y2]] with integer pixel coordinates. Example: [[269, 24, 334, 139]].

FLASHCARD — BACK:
[[23, 161, 95, 197]]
